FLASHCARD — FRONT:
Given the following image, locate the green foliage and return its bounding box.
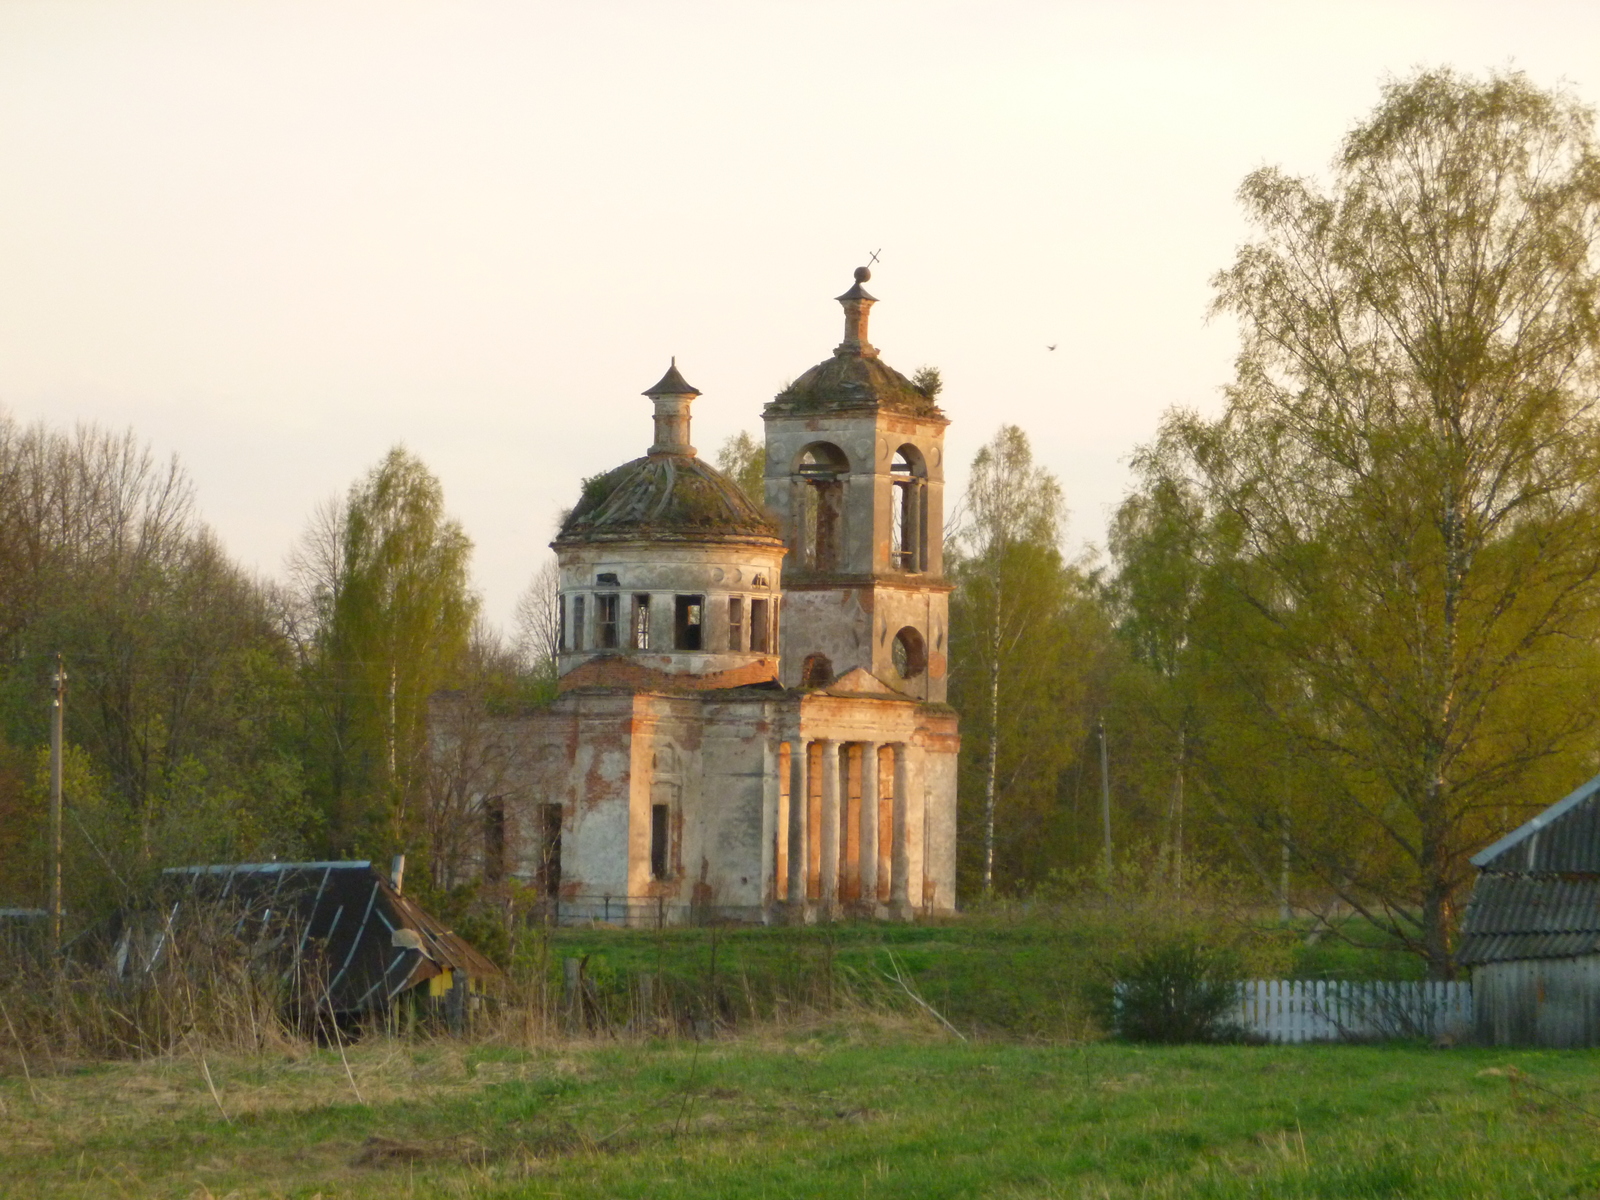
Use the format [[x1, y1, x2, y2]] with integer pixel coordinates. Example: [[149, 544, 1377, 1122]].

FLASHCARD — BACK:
[[714, 430, 766, 507], [1112, 69, 1600, 976], [949, 425, 1112, 895], [911, 364, 943, 398], [1095, 935, 1244, 1044], [0, 416, 314, 917], [413, 877, 511, 968], [298, 446, 479, 861]]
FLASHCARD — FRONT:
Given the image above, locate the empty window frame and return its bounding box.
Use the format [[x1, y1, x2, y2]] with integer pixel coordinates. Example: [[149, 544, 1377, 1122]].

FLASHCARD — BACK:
[[557, 595, 567, 652], [650, 803, 671, 880], [537, 803, 562, 898], [632, 594, 651, 650], [572, 595, 586, 652], [750, 597, 770, 654], [728, 596, 745, 651], [483, 796, 507, 883], [596, 593, 619, 649], [674, 594, 704, 651]]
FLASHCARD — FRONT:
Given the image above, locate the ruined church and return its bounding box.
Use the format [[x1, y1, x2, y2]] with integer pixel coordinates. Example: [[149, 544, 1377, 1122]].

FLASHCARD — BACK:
[[445, 269, 959, 922]]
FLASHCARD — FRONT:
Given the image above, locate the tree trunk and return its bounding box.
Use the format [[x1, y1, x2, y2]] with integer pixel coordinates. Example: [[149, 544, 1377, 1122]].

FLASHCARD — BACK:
[[982, 616, 1001, 898]]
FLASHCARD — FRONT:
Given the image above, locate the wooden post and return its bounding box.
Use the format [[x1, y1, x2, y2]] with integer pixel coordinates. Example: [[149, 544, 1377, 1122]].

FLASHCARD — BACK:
[[49, 654, 65, 953], [1097, 719, 1112, 879], [564, 957, 583, 1032]]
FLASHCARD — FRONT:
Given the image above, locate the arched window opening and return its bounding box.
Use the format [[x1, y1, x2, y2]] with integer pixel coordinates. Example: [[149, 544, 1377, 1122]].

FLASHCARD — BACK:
[[483, 796, 507, 883], [794, 442, 848, 572], [800, 653, 834, 689], [891, 445, 924, 477], [797, 442, 849, 478], [892, 627, 927, 679], [891, 444, 926, 573], [537, 803, 562, 898]]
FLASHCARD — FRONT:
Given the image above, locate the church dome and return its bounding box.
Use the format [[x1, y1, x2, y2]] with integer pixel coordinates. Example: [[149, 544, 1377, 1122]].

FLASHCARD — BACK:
[[554, 360, 782, 548], [769, 352, 941, 418], [763, 267, 945, 419], [556, 453, 778, 546]]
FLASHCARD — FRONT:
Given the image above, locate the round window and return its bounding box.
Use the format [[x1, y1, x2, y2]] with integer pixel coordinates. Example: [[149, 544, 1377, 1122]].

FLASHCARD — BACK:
[[891, 627, 926, 678]]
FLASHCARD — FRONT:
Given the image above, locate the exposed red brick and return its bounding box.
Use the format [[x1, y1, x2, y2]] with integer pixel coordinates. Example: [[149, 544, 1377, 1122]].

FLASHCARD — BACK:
[[558, 656, 778, 694]]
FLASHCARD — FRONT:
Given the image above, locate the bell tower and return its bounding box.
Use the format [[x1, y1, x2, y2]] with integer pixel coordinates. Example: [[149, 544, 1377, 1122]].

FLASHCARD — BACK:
[[763, 268, 951, 702]]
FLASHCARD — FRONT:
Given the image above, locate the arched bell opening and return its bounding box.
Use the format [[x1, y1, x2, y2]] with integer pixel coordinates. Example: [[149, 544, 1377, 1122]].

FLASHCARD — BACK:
[[890, 444, 927, 573], [792, 442, 849, 571]]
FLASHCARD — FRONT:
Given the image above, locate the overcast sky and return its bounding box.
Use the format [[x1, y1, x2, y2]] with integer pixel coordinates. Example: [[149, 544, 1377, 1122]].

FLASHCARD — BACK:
[[0, 1, 1595, 629]]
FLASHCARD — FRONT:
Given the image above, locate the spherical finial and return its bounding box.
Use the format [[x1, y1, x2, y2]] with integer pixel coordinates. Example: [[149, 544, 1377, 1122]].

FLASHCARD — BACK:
[[854, 266, 871, 282]]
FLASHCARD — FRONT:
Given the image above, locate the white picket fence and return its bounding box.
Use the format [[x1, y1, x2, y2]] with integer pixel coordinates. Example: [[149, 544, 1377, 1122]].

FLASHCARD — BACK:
[[1235, 980, 1473, 1044]]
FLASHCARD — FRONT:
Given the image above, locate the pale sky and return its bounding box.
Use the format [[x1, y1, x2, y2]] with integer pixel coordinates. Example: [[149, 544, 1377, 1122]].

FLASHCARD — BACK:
[[0, 1, 1595, 629]]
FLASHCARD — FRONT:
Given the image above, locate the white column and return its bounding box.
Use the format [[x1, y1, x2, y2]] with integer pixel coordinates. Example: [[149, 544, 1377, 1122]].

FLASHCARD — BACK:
[[891, 743, 911, 916], [787, 739, 808, 908], [820, 740, 840, 913], [859, 742, 879, 910]]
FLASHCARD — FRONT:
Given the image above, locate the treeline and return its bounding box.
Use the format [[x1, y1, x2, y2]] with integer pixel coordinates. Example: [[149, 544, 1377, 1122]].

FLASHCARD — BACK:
[[953, 68, 1600, 978], [3, 69, 1598, 980], [0, 427, 542, 919]]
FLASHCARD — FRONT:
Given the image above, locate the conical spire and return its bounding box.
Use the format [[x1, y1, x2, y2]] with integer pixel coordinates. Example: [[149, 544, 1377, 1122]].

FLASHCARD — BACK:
[[644, 357, 699, 455], [833, 266, 878, 358]]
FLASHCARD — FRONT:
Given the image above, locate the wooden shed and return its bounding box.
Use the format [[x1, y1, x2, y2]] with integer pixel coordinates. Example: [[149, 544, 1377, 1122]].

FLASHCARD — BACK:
[[116, 861, 502, 1023], [1459, 772, 1600, 1047]]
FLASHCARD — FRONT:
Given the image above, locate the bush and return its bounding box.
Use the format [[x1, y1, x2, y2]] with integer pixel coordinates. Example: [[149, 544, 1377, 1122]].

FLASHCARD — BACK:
[[1098, 936, 1243, 1043]]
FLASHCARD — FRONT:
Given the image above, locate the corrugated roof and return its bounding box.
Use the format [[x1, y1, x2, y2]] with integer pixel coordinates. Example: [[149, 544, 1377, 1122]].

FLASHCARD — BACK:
[[1458, 873, 1600, 966], [155, 862, 501, 1013], [1471, 771, 1600, 871]]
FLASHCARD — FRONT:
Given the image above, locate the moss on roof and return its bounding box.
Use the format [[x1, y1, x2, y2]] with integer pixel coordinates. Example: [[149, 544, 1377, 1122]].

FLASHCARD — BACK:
[[765, 352, 946, 419], [555, 454, 782, 546]]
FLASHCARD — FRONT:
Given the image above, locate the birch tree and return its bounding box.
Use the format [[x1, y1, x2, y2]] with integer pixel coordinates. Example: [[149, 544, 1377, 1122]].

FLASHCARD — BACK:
[[1133, 69, 1600, 976], [295, 447, 477, 857], [949, 425, 1071, 896]]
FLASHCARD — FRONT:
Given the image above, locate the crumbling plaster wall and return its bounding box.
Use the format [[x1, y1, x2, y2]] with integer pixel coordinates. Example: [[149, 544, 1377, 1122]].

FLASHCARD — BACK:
[[557, 540, 785, 681]]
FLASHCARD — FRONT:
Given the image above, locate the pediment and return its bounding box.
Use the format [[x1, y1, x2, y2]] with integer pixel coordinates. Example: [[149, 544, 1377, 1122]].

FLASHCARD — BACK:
[[826, 667, 901, 695]]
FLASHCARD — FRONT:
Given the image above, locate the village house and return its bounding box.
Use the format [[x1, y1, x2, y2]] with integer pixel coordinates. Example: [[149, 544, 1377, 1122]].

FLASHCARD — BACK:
[[434, 269, 960, 924]]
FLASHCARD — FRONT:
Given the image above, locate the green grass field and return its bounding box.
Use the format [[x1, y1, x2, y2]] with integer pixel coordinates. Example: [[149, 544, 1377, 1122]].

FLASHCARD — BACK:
[[5, 1021, 1600, 1199], [536, 911, 1419, 1040]]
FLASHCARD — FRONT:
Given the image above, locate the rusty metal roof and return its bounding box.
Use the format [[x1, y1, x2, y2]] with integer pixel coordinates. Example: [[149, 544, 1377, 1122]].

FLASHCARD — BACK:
[[159, 862, 501, 1013], [1458, 872, 1600, 966]]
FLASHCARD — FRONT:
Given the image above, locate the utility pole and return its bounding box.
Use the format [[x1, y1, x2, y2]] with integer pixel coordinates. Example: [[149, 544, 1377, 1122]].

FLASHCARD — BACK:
[[1097, 719, 1113, 879], [49, 654, 65, 952]]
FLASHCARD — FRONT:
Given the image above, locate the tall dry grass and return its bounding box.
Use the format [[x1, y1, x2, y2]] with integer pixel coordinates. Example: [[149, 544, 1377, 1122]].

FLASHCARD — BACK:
[[0, 900, 306, 1064], [0, 908, 950, 1073]]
